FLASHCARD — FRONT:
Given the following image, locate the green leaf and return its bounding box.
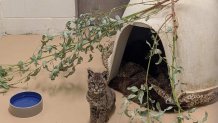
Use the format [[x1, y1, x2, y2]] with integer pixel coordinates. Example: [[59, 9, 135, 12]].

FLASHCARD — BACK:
[[37, 50, 42, 59], [50, 68, 59, 80], [148, 85, 153, 90], [140, 84, 147, 91], [155, 55, 163, 65], [149, 98, 155, 104], [151, 30, 157, 34], [52, 68, 59, 76], [62, 43, 67, 51], [201, 112, 208, 123], [54, 52, 59, 60], [0, 66, 7, 77], [115, 15, 121, 20], [82, 40, 89, 45], [153, 111, 164, 121], [47, 35, 54, 41], [30, 55, 38, 66], [46, 45, 53, 53], [42, 61, 47, 68], [188, 108, 196, 113], [146, 41, 151, 48], [154, 49, 162, 55], [102, 19, 107, 24], [138, 90, 144, 104], [127, 86, 138, 93], [66, 21, 72, 30], [175, 66, 183, 74], [86, 20, 91, 26], [108, 30, 117, 36], [177, 114, 184, 122], [166, 26, 173, 33], [42, 34, 54, 43], [0, 81, 9, 89], [42, 34, 46, 41], [156, 102, 162, 111], [127, 94, 137, 100], [138, 110, 147, 117], [164, 106, 173, 111], [17, 61, 24, 70], [98, 31, 102, 37], [42, 61, 50, 71]]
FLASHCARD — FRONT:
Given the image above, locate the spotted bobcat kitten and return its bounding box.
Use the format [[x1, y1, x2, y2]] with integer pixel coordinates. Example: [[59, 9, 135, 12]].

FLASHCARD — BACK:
[[86, 69, 115, 123]]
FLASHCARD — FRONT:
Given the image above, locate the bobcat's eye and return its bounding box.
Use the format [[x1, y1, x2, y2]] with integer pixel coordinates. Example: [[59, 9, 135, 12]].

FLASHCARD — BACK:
[[99, 83, 105, 88]]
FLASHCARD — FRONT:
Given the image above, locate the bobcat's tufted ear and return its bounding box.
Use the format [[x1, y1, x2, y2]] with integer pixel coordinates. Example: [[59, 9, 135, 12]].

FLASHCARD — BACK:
[[102, 71, 108, 80], [88, 69, 94, 79]]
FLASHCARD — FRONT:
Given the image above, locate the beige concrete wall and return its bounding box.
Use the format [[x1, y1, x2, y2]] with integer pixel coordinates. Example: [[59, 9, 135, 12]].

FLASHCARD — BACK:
[[110, 0, 218, 92], [175, 0, 218, 91], [78, 0, 129, 17], [0, 0, 4, 35], [0, 0, 77, 35]]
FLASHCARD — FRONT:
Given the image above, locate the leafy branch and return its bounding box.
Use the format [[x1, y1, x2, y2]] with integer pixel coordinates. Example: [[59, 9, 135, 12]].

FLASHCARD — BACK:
[[0, 0, 209, 123], [0, 0, 174, 91]]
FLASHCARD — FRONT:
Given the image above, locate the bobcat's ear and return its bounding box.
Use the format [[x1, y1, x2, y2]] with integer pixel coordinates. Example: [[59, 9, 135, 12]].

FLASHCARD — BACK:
[[102, 71, 108, 80], [88, 69, 94, 79]]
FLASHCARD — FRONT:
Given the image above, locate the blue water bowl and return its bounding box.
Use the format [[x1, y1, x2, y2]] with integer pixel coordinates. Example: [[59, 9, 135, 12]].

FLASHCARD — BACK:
[[9, 91, 43, 118]]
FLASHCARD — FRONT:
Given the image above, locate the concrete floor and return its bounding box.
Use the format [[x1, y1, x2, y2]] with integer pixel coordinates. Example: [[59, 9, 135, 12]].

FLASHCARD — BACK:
[[0, 35, 217, 123]]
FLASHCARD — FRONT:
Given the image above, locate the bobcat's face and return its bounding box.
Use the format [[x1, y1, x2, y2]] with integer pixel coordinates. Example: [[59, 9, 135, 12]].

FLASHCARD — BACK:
[[88, 69, 108, 95]]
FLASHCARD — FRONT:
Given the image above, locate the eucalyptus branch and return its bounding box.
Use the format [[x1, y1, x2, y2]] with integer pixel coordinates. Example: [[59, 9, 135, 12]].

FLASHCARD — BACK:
[[169, 0, 183, 122], [124, 0, 170, 20], [144, 15, 172, 123]]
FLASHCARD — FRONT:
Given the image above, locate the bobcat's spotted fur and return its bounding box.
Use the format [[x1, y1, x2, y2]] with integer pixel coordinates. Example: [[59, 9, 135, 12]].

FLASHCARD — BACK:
[[86, 69, 115, 123], [109, 62, 218, 109]]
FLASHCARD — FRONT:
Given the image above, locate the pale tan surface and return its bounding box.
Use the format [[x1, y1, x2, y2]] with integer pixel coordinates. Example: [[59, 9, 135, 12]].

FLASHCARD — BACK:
[[0, 35, 217, 123]]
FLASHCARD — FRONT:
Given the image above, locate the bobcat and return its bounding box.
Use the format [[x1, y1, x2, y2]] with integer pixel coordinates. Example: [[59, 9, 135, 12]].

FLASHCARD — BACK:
[[86, 69, 116, 123], [109, 62, 218, 109], [109, 62, 174, 109]]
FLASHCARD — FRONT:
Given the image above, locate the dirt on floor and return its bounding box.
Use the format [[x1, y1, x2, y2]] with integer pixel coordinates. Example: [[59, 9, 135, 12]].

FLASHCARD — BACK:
[[0, 35, 217, 123]]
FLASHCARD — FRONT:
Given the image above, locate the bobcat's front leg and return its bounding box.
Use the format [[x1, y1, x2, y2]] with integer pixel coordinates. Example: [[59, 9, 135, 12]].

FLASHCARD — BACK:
[[90, 106, 98, 123], [98, 108, 108, 123]]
